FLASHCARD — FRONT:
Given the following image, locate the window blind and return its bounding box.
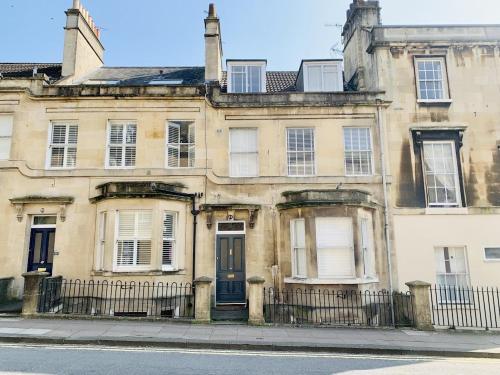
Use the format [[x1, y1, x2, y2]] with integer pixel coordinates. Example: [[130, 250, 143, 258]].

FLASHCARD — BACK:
[[0, 115, 13, 160], [230, 128, 258, 177], [162, 212, 177, 268], [315, 217, 354, 278], [116, 210, 152, 268]]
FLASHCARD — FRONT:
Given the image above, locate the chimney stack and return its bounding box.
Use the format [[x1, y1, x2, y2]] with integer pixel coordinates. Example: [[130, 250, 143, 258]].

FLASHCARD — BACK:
[[204, 3, 223, 83], [61, 0, 104, 83]]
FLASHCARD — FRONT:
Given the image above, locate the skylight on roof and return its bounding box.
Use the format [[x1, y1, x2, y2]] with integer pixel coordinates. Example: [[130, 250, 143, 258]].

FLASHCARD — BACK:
[[85, 79, 119, 85], [149, 79, 183, 85]]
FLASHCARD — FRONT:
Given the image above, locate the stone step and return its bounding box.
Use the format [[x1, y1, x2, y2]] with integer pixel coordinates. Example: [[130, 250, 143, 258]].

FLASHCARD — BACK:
[[211, 306, 248, 321]]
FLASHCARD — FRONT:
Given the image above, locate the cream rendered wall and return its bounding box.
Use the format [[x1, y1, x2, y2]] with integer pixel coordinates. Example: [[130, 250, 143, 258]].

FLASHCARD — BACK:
[[394, 214, 500, 289]]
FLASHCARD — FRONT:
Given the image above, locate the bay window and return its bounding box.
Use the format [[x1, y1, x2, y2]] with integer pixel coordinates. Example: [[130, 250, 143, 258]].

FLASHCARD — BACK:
[[115, 210, 152, 270], [290, 219, 307, 278]]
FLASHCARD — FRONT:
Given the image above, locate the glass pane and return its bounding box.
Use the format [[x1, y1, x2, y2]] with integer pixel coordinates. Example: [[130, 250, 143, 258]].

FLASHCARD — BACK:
[[108, 146, 123, 166], [217, 222, 244, 232], [47, 231, 55, 263], [307, 66, 322, 91], [248, 66, 261, 92], [32, 232, 43, 263], [33, 216, 57, 225], [50, 147, 65, 167], [220, 238, 229, 271], [51, 125, 66, 144], [485, 248, 500, 260], [109, 125, 123, 144], [233, 238, 243, 271], [292, 219, 305, 248]]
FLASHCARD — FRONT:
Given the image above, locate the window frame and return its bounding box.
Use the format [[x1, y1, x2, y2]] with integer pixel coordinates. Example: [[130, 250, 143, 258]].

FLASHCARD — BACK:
[[95, 211, 107, 271], [303, 61, 343, 92], [0, 114, 13, 160], [483, 247, 500, 262], [229, 127, 259, 177], [162, 211, 178, 271], [343, 127, 374, 176], [286, 127, 316, 177], [105, 120, 137, 169], [414, 56, 451, 103], [434, 246, 470, 303], [165, 120, 195, 169], [113, 210, 152, 272], [290, 218, 307, 278], [46, 121, 79, 170], [421, 140, 462, 207], [360, 217, 376, 279], [315, 217, 355, 279], [227, 61, 267, 93]]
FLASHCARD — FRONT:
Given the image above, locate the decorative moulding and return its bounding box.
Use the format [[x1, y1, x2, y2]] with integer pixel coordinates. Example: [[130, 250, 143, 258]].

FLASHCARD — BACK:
[[9, 196, 74, 222]]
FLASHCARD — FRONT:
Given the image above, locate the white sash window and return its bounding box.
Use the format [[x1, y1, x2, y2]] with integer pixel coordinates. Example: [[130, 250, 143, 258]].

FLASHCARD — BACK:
[[162, 212, 177, 270], [48, 123, 78, 168], [290, 219, 307, 278], [230, 128, 258, 177], [315, 217, 355, 278], [115, 210, 152, 271], [287, 128, 315, 176], [107, 122, 136, 168], [166, 121, 195, 168], [343, 127, 373, 176], [0, 115, 13, 160]]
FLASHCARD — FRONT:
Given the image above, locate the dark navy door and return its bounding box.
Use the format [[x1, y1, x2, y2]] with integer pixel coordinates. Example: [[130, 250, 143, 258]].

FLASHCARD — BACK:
[[27, 228, 55, 274], [216, 234, 245, 304]]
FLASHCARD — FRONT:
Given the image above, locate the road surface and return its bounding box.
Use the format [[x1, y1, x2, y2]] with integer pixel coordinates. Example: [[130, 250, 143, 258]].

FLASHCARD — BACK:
[[0, 344, 498, 374]]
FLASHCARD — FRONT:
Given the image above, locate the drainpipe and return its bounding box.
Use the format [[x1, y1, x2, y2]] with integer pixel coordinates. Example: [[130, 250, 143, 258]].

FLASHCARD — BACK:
[[191, 193, 201, 281], [376, 100, 395, 326]]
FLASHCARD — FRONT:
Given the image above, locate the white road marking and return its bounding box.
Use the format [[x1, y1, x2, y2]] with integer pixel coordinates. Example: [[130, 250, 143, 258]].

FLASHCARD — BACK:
[[0, 342, 498, 364]]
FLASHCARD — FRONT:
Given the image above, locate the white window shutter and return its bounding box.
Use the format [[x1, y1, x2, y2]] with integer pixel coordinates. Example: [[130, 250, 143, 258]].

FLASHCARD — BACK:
[[315, 217, 355, 278], [162, 212, 176, 267]]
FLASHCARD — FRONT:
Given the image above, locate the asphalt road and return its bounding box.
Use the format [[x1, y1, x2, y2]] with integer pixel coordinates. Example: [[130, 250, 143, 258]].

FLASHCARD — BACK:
[[0, 344, 499, 375]]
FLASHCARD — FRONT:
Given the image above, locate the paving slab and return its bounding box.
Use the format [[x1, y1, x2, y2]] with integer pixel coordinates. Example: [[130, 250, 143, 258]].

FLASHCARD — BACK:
[[0, 317, 499, 358]]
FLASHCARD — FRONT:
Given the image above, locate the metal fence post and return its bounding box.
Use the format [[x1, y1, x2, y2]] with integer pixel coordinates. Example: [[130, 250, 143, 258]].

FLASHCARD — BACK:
[[406, 280, 434, 331], [21, 271, 49, 316]]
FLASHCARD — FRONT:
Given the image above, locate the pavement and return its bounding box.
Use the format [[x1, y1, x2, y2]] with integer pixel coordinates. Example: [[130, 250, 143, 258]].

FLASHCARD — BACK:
[[0, 316, 499, 359]]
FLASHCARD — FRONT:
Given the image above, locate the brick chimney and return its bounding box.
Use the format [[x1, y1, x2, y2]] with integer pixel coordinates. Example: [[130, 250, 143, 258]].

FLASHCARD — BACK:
[[61, 0, 104, 83], [204, 3, 223, 83]]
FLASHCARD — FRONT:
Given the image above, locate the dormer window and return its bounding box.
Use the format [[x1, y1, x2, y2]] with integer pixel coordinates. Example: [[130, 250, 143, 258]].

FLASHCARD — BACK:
[[227, 60, 266, 93], [299, 60, 343, 92]]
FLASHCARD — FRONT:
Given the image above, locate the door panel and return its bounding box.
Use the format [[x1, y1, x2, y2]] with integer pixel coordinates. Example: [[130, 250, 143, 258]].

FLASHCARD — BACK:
[[216, 234, 246, 304], [28, 228, 55, 275]]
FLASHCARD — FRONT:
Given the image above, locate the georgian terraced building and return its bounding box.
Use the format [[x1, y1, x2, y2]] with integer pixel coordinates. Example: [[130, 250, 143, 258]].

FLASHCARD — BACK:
[[0, 0, 499, 309]]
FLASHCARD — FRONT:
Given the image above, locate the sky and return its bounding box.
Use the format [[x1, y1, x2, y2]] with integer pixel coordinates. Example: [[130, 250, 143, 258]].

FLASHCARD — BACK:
[[1, 0, 500, 70]]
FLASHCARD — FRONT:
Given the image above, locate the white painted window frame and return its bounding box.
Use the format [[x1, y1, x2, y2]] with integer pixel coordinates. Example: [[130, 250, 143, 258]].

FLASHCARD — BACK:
[[162, 211, 178, 271], [414, 56, 450, 102], [422, 140, 462, 207], [46, 121, 78, 170], [434, 246, 470, 303], [95, 211, 107, 271], [290, 218, 307, 278], [303, 61, 343, 92], [286, 127, 316, 177], [105, 120, 137, 169], [315, 217, 356, 279], [343, 127, 374, 176], [31, 215, 57, 229], [483, 247, 500, 262], [227, 61, 267, 93], [165, 120, 196, 169], [113, 209, 152, 272], [0, 114, 13, 160], [229, 127, 259, 177]]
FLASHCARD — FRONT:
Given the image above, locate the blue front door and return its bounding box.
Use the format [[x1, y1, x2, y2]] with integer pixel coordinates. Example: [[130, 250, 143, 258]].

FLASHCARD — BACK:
[[216, 234, 246, 304], [27, 228, 55, 275]]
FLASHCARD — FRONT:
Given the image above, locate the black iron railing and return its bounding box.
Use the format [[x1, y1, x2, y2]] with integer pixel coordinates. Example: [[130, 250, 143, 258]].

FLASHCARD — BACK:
[[264, 287, 414, 327], [430, 285, 500, 329], [38, 278, 194, 319]]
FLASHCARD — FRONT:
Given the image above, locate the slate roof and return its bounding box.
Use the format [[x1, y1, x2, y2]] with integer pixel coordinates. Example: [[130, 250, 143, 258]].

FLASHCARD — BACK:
[[221, 71, 298, 93], [75, 67, 206, 85], [0, 63, 299, 92], [0, 63, 62, 82]]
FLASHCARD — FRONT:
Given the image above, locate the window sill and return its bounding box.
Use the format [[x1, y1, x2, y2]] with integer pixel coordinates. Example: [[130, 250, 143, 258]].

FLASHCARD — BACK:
[[284, 277, 379, 285], [417, 99, 453, 106], [425, 207, 468, 215], [93, 269, 185, 276]]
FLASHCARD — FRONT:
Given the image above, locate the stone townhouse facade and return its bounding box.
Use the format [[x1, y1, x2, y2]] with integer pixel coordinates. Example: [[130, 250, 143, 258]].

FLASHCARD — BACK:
[[342, 0, 500, 291], [0, 0, 499, 309]]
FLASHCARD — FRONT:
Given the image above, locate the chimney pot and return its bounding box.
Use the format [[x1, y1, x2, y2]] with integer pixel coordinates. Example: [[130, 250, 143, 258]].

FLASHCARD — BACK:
[[72, 0, 80, 9], [208, 3, 216, 17]]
